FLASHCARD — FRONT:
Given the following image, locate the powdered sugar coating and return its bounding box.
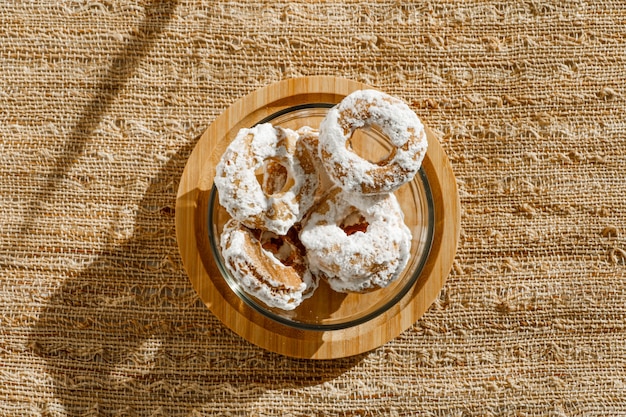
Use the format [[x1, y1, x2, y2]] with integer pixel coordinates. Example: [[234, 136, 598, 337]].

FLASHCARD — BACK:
[[299, 188, 412, 293], [319, 89, 427, 195], [220, 219, 318, 310], [214, 123, 318, 235]]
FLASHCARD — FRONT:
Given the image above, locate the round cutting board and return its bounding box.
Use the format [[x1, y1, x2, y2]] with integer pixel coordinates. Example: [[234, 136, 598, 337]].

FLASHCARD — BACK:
[[175, 76, 460, 359]]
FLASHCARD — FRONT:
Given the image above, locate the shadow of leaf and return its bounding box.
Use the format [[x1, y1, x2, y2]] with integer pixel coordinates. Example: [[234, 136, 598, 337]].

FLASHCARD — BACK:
[[29, 131, 364, 414], [20, 0, 179, 235]]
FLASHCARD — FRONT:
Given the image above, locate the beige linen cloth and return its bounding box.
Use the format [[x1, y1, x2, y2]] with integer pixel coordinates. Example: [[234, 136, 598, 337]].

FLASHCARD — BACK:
[[2, 1, 625, 416]]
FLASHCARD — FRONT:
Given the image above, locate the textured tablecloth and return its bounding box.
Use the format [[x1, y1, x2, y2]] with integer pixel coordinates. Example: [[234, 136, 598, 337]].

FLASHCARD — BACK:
[[2, 1, 625, 415]]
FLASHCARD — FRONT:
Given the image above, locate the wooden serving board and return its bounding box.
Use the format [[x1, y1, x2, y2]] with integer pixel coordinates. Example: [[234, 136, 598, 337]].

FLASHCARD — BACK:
[[175, 76, 460, 359]]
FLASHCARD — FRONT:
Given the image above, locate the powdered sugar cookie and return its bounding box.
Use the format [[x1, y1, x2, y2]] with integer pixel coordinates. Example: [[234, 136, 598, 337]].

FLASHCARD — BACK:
[[299, 188, 412, 293], [319, 89, 427, 195], [214, 123, 319, 235], [220, 219, 318, 310]]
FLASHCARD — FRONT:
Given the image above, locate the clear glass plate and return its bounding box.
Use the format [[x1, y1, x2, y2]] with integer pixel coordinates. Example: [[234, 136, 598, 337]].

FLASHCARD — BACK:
[[207, 104, 434, 331]]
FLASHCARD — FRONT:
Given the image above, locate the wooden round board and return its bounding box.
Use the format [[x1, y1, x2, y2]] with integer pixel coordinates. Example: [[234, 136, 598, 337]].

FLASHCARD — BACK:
[[175, 76, 460, 359]]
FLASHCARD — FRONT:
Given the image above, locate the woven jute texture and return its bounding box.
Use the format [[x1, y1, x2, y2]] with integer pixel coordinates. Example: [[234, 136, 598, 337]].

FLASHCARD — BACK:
[[2, 1, 625, 416]]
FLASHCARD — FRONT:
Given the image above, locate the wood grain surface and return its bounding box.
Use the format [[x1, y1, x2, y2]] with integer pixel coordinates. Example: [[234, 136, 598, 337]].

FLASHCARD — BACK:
[[175, 76, 460, 359]]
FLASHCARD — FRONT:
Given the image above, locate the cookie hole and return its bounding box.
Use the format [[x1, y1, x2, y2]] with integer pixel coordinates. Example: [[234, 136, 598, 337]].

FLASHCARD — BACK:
[[347, 125, 396, 166], [260, 231, 295, 266], [340, 209, 369, 236], [255, 158, 294, 196]]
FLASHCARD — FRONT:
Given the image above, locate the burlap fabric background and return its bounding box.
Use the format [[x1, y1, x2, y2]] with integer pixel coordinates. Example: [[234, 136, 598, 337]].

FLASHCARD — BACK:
[[2, 1, 625, 415]]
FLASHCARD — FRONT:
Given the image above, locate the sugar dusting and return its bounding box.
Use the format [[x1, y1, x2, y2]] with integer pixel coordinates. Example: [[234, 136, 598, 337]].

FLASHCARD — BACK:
[[319, 89, 428, 195], [300, 188, 412, 293], [214, 123, 318, 235], [220, 219, 317, 311]]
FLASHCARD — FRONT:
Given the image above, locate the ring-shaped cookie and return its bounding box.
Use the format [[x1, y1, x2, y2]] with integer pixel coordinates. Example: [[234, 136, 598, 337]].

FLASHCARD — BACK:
[[319, 89, 427, 195], [214, 123, 318, 235], [220, 219, 318, 311], [299, 188, 412, 293]]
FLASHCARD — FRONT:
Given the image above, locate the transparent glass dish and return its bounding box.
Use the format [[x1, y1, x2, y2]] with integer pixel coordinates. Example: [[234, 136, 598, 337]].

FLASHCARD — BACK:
[[207, 104, 434, 331]]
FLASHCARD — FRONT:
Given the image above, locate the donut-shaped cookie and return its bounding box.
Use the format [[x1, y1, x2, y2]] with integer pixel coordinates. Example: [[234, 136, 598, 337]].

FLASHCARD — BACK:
[[215, 123, 319, 235], [299, 188, 412, 293], [220, 219, 318, 311], [319, 89, 427, 195]]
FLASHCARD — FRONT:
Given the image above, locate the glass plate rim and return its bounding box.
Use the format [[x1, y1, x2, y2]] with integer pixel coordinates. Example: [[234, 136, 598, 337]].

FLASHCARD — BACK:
[[207, 103, 435, 332]]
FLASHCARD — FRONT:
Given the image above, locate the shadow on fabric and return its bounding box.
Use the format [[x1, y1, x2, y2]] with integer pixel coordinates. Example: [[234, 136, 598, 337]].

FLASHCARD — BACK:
[[20, 0, 178, 235], [28, 133, 363, 414]]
